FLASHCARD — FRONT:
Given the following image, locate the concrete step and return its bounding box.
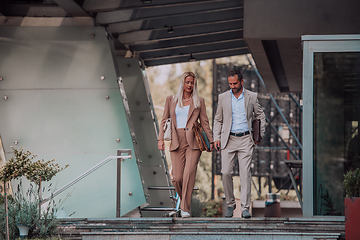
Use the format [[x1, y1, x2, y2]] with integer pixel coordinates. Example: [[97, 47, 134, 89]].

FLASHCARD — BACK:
[[57, 217, 345, 240], [81, 232, 342, 240]]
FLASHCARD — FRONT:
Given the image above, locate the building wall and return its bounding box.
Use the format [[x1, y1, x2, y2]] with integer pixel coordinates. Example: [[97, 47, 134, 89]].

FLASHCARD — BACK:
[[0, 26, 146, 218], [244, 0, 360, 93]]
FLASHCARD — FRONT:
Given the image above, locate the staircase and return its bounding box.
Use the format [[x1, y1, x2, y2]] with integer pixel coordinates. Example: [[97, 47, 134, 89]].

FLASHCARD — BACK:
[[57, 217, 345, 240]]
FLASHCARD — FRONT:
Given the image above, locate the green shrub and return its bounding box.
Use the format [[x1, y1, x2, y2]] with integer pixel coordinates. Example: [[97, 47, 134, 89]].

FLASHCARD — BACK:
[[0, 198, 18, 239], [0, 147, 67, 239], [191, 196, 206, 217], [203, 200, 222, 217], [343, 168, 360, 197], [0, 183, 59, 239]]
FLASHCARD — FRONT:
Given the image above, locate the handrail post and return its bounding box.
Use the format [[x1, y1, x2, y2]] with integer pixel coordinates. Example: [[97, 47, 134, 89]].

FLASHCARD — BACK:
[[116, 149, 132, 218]]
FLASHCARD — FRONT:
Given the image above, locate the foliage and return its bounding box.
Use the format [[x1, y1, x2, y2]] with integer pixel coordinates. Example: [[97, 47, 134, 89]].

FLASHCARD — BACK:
[[203, 199, 222, 217], [14, 185, 39, 227], [191, 196, 206, 217], [26, 159, 68, 186], [0, 147, 68, 185], [0, 196, 18, 239], [33, 200, 59, 239], [320, 188, 336, 215], [0, 148, 35, 182], [0, 183, 60, 239], [316, 184, 342, 215], [0, 147, 68, 239], [344, 168, 360, 197]]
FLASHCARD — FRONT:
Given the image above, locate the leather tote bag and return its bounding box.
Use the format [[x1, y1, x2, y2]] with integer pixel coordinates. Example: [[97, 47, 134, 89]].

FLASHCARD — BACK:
[[192, 120, 211, 152]]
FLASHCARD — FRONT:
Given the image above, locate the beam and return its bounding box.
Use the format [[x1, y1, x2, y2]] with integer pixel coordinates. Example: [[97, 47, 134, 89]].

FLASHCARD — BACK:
[[143, 48, 249, 67], [108, 8, 242, 34], [262, 40, 289, 92], [83, 0, 241, 12], [117, 19, 243, 44], [129, 30, 244, 52], [53, 0, 90, 17], [96, 0, 241, 24], [138, 39, 247, 60]]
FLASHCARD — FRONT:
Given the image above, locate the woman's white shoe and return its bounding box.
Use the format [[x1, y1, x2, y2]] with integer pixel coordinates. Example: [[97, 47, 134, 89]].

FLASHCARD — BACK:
[[181, 210, 190, 218]]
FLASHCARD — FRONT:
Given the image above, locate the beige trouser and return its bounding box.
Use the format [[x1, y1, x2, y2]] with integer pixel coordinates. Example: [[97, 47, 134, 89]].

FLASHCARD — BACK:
[[170, 128, 201, 213], [221, 134, 254, 212]]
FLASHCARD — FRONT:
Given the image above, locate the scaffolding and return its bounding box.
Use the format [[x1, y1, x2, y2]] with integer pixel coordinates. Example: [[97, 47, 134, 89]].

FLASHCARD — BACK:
[[212, 61, 302, 199]]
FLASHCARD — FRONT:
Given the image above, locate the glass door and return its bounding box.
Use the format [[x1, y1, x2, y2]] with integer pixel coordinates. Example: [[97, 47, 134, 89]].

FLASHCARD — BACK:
[[302, 35, 360, 217]]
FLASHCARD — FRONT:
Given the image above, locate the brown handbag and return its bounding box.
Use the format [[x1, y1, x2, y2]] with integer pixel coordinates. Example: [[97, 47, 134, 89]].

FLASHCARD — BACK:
[[192, 121, 211, 152], [252, 119, 261, 143]]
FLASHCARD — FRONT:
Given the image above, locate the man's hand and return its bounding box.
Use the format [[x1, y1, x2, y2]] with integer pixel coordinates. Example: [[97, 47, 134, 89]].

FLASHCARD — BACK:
[[210, 142, 214, 151], [214, 141, 221, 151], [254, 137, 262, 144], [158, 140, 165, 150]]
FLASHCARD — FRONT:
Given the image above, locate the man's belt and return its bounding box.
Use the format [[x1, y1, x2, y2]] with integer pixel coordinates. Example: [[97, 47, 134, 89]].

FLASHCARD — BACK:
[[230, 131, 250, 137]]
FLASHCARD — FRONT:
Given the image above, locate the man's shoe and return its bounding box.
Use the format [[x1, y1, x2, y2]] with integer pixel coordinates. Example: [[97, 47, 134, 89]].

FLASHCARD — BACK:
[[181, 210, 190, 218], [225, 205, 236, 218], [241, 209, 252, 218]]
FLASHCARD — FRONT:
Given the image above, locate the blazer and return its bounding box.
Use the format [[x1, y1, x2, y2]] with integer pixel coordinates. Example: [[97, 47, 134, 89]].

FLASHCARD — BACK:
[[158, 95, 214, 152], [213, 88, 266, 149]]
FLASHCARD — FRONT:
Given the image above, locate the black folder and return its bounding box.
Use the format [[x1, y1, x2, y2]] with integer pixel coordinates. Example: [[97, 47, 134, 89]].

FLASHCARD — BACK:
[[252, 119, 261, 143]]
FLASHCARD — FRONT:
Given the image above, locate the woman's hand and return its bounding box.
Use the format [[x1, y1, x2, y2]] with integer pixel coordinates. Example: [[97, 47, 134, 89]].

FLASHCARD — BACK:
[[158, 140, 165, 150], [214, 141, 221, 151]]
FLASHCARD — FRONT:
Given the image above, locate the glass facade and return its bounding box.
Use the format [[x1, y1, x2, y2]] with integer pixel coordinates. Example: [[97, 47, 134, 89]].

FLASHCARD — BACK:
[[313, 52, 360, 215]]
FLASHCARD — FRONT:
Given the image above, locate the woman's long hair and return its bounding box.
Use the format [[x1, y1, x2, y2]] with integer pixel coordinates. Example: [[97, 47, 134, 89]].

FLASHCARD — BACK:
[[173, 71, 201, 108]]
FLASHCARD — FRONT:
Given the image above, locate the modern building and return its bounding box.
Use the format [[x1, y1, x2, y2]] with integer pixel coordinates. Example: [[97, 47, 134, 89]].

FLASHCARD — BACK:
[[0, 0, 359, 218]]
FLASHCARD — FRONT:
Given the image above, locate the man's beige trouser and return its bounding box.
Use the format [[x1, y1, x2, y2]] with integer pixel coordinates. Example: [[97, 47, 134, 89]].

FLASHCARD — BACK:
[[221, 134, 254, 212]]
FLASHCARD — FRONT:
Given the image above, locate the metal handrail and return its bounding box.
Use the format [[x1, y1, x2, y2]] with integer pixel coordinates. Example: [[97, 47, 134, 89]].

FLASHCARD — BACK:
[[147, 186, 199, 190], [246, 55, 303, 150], [41, 154, 132, 204]]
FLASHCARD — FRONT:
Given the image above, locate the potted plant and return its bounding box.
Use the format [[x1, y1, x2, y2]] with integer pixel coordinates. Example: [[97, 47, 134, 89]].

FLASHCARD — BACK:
[[0, 147, 68, 239], [343, 168, 360, 240], [14, 182, 40, 239], [0, 147, 33, 240]]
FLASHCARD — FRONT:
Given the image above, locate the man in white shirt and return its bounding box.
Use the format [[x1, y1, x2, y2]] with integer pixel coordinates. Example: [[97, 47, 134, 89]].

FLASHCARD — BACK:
[[213, 70, 266, 218]]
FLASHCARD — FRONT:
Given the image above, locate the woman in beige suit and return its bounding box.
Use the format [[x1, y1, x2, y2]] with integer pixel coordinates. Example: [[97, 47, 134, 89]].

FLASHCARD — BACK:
[[158, 71, 213, 217]]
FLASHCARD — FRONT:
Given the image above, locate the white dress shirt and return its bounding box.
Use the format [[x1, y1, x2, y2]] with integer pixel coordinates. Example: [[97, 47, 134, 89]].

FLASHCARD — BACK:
[[230, 89, 249, 133]]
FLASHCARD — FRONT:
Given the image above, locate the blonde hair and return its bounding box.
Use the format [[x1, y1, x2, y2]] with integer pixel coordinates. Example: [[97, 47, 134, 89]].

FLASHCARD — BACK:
[[173, 72, 201, 108]]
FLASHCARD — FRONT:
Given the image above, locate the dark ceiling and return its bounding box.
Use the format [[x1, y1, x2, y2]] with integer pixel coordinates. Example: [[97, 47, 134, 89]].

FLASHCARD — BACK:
[[0, 0, 247, 67], [3, 0, 358, 93]]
